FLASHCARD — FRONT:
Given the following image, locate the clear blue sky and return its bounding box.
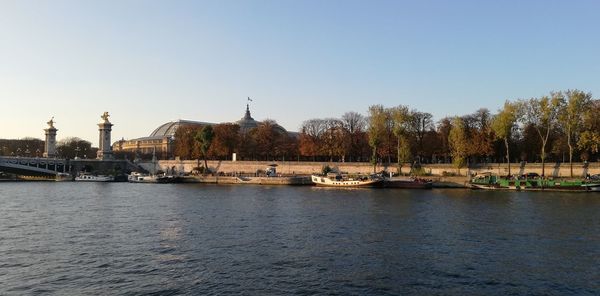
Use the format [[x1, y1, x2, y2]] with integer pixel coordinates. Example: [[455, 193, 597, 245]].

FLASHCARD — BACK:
[[1, 0, 599, 146]]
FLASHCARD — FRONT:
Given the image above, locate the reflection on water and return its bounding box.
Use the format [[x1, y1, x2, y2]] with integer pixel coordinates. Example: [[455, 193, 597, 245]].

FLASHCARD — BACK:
[[0, 183, 598, 295]]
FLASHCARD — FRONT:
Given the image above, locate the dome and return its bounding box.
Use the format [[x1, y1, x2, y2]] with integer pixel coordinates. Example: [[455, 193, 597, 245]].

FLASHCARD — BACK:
[[149, 120, 212, 138], [236, 104, 260, 133]]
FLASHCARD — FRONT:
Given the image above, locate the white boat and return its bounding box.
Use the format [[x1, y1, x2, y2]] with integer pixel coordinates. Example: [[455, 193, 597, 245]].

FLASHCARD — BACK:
[[55, 173, 72, 182], [128, 172, 181, 183], [75, 173, 114, 182], [128, 172, 161, 183], [311, 173, 383, 187]]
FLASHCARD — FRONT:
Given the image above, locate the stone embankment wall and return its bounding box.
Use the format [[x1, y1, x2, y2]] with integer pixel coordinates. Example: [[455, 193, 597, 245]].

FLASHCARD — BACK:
[[145, 160, 600, 178]]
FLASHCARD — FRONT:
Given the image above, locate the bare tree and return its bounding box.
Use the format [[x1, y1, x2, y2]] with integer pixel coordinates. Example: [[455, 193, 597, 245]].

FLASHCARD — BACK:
[[518, 93, 563, 177]]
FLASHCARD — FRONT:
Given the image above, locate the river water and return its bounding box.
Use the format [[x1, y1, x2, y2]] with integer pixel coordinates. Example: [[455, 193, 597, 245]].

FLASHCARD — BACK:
[[0, 182, 598, 295]]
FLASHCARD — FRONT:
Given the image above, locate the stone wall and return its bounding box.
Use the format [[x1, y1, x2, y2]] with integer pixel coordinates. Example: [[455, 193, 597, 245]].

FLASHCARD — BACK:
[[148, 160, 600, 178]]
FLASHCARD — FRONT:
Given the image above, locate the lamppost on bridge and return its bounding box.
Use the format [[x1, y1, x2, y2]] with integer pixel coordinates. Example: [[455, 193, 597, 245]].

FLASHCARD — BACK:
[[16, 148, 21, 157], [1, 146, 6, 156], [75, 146, 80, 159], [36, 149, 41, 158]]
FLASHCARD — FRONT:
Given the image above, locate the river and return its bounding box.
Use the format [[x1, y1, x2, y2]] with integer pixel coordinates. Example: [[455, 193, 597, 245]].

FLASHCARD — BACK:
[[1, 182, 598, 295]]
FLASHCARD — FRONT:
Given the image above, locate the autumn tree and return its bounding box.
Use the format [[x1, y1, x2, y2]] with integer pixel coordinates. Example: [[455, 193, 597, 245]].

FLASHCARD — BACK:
[[464, 108, 494, 162], [558, 90, 592, 177], [578, 99, 600, 160], [195, 125, 214, 173], [408, 110, 434, 162], [341, 112, 366, 161], [491, 101, 518, 175], [209, 123, 240, 159], [518, 93, 563, 177], [436, 118, 452, 163], [367, 105, 387, 173], [448, 117, 468, 175], [321, 119, 346, 162], [251, 120, 284, 161], [299, 119, 326, 161], [174, 125, 200, 160], [390, 105, 412, 174]]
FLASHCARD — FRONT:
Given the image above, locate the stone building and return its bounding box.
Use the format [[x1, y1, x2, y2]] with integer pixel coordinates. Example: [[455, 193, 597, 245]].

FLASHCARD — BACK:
[[112, 104, 290, 159]]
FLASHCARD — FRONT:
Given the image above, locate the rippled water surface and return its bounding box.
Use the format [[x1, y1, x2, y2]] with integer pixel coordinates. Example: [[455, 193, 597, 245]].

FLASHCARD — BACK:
[[1, 182, 599, 295]]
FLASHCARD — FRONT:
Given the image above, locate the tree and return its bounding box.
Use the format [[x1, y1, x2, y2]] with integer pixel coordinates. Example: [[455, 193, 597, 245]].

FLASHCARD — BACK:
[[209, 123, 240, 159], [251, 120, 286, 161], [195, 125, 214, 173], [367, 105, 387, 173], [518, 93, 563, 177], [464, 108, 494, 162], [491, 101, 518, 175], [299, 119, 326, 161], [559, 90, 592, 177], [390, 105, 412, 174], [436, 118, 452, 163], [341, 112, 366, 161], [448, 117, 468, 175], [408, 110, 434, 162], [174, 125, 200, 160], [321, 119, 345, 162], [56, 137, 95, 159], [578, 99, 600, 160]]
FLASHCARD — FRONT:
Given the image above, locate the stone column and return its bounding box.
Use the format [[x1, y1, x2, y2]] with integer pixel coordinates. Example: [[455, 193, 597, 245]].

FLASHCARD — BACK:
[[43, 117, 58, 158], [97, 112, 114, 160]]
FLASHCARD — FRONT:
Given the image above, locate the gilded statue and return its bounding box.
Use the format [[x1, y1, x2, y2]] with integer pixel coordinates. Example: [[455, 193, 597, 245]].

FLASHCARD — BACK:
[[47, 117, 55, 128]]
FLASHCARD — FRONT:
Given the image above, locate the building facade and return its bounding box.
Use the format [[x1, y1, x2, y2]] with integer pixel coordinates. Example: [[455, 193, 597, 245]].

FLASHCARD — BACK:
[[112, 105, 290, 159]]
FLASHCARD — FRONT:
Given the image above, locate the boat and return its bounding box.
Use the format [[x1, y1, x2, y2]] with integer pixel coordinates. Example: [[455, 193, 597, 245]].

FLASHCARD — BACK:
[[75, 172, 114, 182], [383, 176, 433, 189], [55, 172, 72, 182], [311, 173, 383, 187], [128, 172, 181, 183], [470, 172, 600, 191]]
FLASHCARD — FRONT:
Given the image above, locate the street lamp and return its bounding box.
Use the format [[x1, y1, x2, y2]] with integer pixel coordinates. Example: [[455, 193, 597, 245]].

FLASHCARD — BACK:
[[16, 148, 21, 157], [75, 146, 80, 159], [36, 149, 41, 158]]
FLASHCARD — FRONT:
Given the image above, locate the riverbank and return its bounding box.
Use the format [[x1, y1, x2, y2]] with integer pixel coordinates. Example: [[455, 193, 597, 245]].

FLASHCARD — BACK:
[[145, 160, 599, 180], [180, 175, 313, 185], [177, 175, 469, 188]]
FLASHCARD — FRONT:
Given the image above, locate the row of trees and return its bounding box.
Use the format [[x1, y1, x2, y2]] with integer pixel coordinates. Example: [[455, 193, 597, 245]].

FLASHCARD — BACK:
[[166, 89, 599, 178], [3, 89, 598, 177], [364, 89, 599, 177], [173, 121, 298, 165], [0, 137, 96, 159]]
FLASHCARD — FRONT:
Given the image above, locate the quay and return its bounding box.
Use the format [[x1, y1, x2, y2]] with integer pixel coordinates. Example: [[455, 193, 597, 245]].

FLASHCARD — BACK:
[[181, 175, 312, 185]]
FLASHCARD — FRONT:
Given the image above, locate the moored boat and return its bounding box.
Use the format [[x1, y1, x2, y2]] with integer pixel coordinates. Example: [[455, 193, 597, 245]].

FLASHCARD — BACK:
[[470, 172, 600, 191], [128, 172, 182, 183], [55, 173, 72, 182], [383, 176, 433, 189], [75, 172, 114, 182], [311, 173, 383, 187]]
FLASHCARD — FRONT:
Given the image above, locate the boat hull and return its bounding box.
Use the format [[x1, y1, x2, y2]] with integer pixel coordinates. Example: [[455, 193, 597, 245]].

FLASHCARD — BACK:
[[75, 175, 114, 182], [383, 178, 433, 189], [311, 175, 382, 187]]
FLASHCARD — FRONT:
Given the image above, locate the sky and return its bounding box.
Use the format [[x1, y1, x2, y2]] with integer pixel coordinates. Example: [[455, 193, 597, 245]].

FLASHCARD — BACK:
[[1, 0, 599, 146]]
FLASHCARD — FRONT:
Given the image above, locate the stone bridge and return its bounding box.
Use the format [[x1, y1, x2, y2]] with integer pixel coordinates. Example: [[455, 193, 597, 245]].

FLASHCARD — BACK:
[[0, 156, 69, 176], [0, 156, 142, 177]]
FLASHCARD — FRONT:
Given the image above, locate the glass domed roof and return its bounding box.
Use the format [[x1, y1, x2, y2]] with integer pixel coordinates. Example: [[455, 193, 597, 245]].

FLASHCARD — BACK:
[[149, 120, 211, 138]]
